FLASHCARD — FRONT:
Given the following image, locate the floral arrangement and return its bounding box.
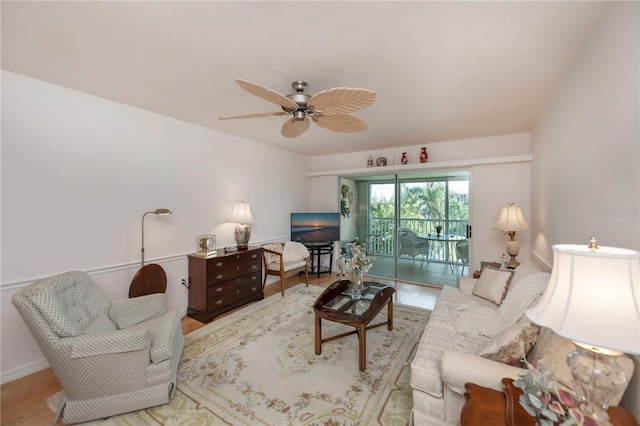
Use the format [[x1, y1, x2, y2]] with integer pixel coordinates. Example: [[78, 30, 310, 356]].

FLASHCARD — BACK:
[[513, 358, 596, 426], [344, 242, 373, 274]]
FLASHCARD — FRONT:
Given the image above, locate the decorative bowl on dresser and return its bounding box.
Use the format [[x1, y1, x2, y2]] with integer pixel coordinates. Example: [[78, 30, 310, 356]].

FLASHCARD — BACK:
[[187, 246, 263, 323]]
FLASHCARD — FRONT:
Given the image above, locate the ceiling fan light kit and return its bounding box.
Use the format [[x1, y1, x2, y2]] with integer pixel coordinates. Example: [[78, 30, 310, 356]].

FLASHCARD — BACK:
[[219, 79, 376, 138]]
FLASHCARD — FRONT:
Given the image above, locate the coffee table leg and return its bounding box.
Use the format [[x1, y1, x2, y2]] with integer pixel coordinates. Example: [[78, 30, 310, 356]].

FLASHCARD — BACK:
[[315, 314, 322, 355], [359, 324, 366, 371], [387, 299, 394, 331]]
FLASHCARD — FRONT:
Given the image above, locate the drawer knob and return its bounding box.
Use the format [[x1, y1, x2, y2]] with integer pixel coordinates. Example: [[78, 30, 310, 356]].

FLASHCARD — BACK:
[[216, 287, 223, 292], [216, 262, 224, 267], [237, 289, 240, 293], [237, 266, 240, 270], [216, 274, 224, 279], [216, 299, 223, 305]]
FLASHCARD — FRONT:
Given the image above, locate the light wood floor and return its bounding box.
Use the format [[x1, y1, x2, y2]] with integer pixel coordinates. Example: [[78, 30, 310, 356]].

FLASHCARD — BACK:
[[0, 273, 440, 426]]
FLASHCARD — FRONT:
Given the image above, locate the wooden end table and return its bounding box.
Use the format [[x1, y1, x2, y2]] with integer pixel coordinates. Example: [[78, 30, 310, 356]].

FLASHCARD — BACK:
[[313, 279, 395, 371], [461, 378, 638, 426]]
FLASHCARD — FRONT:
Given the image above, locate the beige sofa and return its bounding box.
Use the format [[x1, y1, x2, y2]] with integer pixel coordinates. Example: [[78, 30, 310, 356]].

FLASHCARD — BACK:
[[409, 263, 634, 426]]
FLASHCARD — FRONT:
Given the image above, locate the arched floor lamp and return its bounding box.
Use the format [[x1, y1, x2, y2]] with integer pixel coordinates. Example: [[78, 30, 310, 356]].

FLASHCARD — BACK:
[[141, 208, 172, 266]]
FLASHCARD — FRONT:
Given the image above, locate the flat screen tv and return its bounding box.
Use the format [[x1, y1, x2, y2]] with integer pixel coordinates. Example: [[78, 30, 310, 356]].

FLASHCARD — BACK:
[[291, 212, 340, 243]]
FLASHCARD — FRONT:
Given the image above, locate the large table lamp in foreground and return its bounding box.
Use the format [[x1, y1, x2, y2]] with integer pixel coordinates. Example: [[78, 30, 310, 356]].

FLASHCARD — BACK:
[[493, 203, 531, 268], [526, 238, 640, 425], [230, 201, 253, 250], [141, 208, 172, 266]]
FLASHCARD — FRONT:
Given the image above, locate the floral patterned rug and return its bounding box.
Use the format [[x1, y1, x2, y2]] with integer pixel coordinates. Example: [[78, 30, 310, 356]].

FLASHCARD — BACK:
[[89, 284, 430, 426]]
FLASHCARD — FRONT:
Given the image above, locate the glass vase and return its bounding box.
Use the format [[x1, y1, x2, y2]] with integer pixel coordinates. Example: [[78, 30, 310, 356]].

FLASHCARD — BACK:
[[350, 269, 364, 301]]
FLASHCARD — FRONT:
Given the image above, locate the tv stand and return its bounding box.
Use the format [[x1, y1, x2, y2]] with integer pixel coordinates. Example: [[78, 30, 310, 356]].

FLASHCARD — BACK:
[[303, 241, 334, 278]]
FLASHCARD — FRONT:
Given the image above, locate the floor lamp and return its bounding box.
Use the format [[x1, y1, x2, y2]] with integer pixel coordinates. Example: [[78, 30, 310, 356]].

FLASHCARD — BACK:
[[141, 208, 172, 266], [526, 238, 640, 424]]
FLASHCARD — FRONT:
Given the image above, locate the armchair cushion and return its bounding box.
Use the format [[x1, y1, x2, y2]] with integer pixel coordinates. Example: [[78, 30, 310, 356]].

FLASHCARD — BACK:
[[472, 267, 513, 305], [109, 293, 166, 329], [23, 271, 110, 337], [81, 312, 117, 334]]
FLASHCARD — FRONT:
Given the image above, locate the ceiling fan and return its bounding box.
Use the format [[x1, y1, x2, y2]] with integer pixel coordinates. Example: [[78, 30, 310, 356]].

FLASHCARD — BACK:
[[219, 79, 376, 138]]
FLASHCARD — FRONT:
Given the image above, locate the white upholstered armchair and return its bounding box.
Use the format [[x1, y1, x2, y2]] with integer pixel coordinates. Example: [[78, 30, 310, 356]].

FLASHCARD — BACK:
[[12, 271, 185, 424], [262, 241, 310, 296]]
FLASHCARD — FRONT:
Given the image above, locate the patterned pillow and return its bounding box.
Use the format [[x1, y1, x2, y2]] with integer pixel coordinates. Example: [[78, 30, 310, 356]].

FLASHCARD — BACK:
[[477, 318, 540, 365], [472, 267, 514, 305]]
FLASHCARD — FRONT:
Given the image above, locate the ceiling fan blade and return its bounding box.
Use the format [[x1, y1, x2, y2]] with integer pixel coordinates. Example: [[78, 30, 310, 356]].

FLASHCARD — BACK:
[[314, 114, 368, 133], [219, 111, 288, 120], [235, 78, 298, 110], [308, 88, 376, 115], [281, 117, 310, 138]]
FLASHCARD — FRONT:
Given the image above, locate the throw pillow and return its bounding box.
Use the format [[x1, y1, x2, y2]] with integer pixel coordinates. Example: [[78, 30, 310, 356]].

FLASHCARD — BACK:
[[472, 267, 514, 305], [477, 319, 541, 365]]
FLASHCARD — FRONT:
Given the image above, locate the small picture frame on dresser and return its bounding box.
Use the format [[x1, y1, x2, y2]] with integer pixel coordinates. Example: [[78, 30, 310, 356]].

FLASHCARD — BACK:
[[196, 234, 217, 258]]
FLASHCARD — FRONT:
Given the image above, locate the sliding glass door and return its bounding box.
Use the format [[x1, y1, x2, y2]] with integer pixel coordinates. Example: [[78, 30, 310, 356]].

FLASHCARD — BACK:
[[340, 170, 470, 287]]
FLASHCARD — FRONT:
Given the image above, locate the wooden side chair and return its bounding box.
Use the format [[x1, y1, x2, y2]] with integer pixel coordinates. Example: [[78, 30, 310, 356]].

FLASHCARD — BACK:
[[129, 263, 167, 298], [262, 242, 310, 296]]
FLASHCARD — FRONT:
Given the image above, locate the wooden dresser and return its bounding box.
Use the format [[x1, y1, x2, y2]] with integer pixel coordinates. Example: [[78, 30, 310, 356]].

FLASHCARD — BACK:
[[187, 246, 263, 323]]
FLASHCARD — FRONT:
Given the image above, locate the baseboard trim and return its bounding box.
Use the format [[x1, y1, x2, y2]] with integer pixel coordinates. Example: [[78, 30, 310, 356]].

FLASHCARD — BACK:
[[1, 358, 50, 385]]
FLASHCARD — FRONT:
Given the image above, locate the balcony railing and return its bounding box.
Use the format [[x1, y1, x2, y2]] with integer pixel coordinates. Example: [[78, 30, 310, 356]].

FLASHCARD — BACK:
[[367, 218, 468, 263]]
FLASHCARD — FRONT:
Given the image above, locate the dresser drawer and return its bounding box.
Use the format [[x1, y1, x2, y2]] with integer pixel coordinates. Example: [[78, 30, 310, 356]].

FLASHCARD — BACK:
[[208, 278, 263, 311], [207, 270, 261, 299], [206, 249, 262, 272], [207, 260, 261, 285]]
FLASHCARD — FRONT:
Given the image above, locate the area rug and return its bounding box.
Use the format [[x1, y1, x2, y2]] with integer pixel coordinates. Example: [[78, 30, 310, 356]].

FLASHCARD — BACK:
[[88, 284, 431, 426]]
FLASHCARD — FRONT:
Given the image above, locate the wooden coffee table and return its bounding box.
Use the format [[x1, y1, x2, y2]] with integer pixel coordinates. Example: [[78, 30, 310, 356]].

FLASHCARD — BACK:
[[313, 279, 395, 371]]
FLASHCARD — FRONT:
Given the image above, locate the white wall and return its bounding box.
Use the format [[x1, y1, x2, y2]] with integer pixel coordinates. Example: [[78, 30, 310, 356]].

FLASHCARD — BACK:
[[309, 133, 533, 272], [470, 162, 531, 271], [310, 133, 530, 172], [1, 71, 311, 382], [530, 2, 640, 417]]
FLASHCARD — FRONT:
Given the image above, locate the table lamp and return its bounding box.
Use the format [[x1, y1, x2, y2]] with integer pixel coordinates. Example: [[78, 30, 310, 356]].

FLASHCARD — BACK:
[[230, 201, 254, 250], [141, 208, 172, 266], [526, 237, 640, 425], [493, 203, 531, 268]]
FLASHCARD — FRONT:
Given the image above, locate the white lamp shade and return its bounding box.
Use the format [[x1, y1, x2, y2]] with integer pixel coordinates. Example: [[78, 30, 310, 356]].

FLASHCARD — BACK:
[[493, 203, 531, 232], [229, 202, 254, 224], [526, 244, 640, 355]]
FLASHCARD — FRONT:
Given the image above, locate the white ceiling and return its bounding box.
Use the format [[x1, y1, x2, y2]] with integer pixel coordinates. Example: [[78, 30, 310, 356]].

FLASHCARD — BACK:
[[1, 1, 611, 157]]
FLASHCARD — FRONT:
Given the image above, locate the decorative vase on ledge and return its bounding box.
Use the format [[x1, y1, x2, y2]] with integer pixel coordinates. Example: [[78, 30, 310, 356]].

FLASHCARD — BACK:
[[350, 269, 364, 301], [420, 147, 428, 163]]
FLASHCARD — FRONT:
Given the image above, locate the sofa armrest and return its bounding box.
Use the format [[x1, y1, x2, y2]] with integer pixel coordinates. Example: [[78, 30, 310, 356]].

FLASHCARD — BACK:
[[109, 293, 166, 329], [458, 277, 478, 294], [440, 350, 527, 395]]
